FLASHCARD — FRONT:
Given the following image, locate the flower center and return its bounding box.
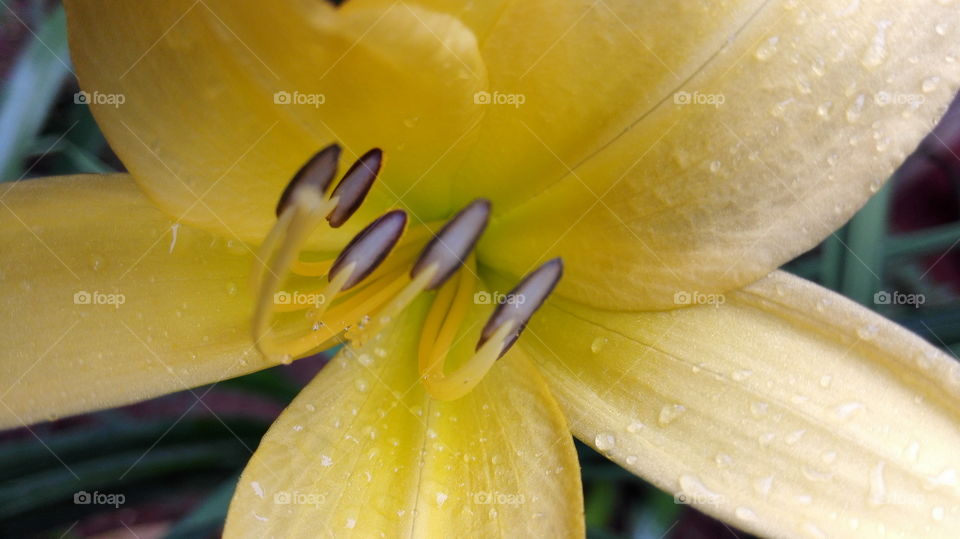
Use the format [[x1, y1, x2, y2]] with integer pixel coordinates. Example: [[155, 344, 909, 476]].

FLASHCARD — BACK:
[[252, 144, 563, 400]]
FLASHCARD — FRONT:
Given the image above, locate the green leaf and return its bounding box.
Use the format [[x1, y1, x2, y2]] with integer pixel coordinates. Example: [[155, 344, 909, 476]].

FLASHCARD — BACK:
[[0, 5, 72, 181]]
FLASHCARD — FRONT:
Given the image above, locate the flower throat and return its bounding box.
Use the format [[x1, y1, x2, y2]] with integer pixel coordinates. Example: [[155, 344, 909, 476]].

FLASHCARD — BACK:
[[252, 144, 562, 400]]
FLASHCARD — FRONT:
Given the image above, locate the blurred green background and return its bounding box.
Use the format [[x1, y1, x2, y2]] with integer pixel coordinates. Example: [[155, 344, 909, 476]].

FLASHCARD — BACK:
[[2, 3, 960, 538]]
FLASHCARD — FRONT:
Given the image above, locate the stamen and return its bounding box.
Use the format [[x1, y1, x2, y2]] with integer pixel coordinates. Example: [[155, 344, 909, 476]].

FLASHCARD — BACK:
[[326, 148, 383, 228], [329, 210, 407, 290], [417, 258, 563, 401], [411, 199, 491, 290], [275, 144, 341, 216], [478, 258, 564, 357]]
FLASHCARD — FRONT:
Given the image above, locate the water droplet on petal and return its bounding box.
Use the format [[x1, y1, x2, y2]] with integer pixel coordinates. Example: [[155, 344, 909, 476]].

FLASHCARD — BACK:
[[736, 507, 759, 522], [590, 336, 608, 354], [595, 432, 616, 451], [658, 404, 687, 426]]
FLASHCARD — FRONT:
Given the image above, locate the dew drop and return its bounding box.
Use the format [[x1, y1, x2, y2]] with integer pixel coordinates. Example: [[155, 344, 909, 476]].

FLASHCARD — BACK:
[[803, 521, 827, 538], [932, 506, 945, 521], [595, 432, 616, 451], [626, 455, 638, 466], [785, 429, 806, 445], [436, 492, 448, 506], [753, 476, 774, 496], [590, 336, 608, 354], [732, 369, 753, 382], [626, 421, 645, 434], [750, 401, 769, 417], [816, 101, 833, 118], [846, 94, 866, 122], [715, 453, 733, 468], [736, 507, 759, 522], [922, 76, 941, 93], [819, 375, 832, 388], [709, 160, 722, 173], [754, 36, 780, 60], [861, 20, 893, 67], [857, 323, 879, 340], [935, 22, 949, 36], [658, 404, 687, 426], [832, 401, 864, 420], [869, 461, 887, 506], [320, 455, 333, 467]]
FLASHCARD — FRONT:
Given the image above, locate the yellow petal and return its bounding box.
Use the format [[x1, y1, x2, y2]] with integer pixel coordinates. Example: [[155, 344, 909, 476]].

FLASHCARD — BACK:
[[520, 271, 960, 537], [64, 0, 487, 246], [482, 0, 960, 310], [225, 298, 583, 537], [0, 175, 270, 427]]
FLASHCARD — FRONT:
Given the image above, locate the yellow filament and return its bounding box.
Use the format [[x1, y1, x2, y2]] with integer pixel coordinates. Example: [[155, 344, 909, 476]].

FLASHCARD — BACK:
[[418, 260, 475, 378], [252, 194, 337, 361], [345, 266, 437, 345], [275, 270, 410, 357], [423, 321, 516, 401]]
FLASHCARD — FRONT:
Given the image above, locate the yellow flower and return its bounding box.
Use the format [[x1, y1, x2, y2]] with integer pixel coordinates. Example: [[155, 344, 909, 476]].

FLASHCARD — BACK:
[[2, 0, 959, 536]]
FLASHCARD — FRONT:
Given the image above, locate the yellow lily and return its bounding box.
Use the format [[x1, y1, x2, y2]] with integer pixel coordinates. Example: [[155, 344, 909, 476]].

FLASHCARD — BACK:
[[2, 0, 960, 536]]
